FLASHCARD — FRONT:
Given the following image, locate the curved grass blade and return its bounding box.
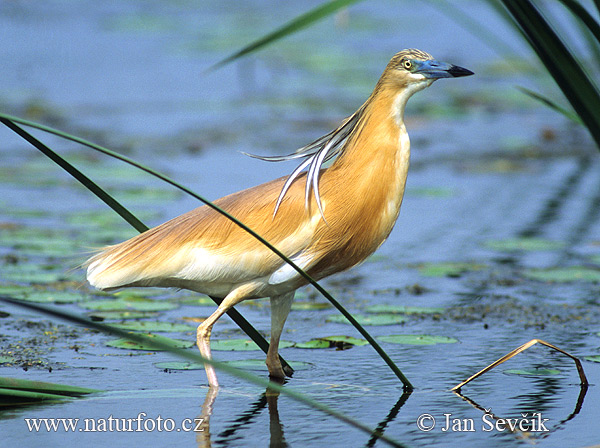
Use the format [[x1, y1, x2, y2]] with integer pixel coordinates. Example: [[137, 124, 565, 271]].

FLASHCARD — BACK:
[[516, 86, 583, 125], [426, 0, 519, 57], [0, 377, 100, 405], [451, 338, 588, 392], [558, 0, 600, 43], [0, 113, 412, 390], [0, 296, 405, 448], [0, 118, 147, 234], [500, 0, 600, 149], [559, 0, 600, 66], [208, 0, 363, 71]]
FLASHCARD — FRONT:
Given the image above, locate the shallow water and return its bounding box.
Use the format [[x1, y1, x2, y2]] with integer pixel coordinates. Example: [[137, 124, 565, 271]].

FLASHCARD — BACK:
[[1, 1, 600, 447]]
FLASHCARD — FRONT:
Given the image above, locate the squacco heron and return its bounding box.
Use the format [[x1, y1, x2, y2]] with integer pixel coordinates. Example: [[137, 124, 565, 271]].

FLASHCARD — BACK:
[[86, 49, 473, 387]]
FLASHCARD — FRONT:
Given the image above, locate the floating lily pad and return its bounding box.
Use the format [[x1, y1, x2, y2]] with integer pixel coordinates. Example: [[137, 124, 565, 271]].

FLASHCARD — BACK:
[[106, 334, 194, 351], [365, 305, 444, 315], [291, 301, 332, 311], [67, 210, 136, 227], [296, 335, 368, 349], [113, 289, 163, 298], [80, 296, 177, 312], [175, 296, 215, 306], [0, 232, 80, 257], [378, 334, 458, 345], [211, 339, 294, 351], [524, 267, 600, 283], [2, 265, 72, 284], [326, 313, 407, 326], [88, 311, 159, 320], [0, 285, 31, 297], [294, 339, 331, 349], [584, 355, 600, 363], [504, 368, 560, 376], [416, 262, 485, 277], [154, 361, 205, 370], [16, 290, 86, 304], [111, 321, 195, 333], [0, 356, 16, 364], [485, 237, 564, 252]]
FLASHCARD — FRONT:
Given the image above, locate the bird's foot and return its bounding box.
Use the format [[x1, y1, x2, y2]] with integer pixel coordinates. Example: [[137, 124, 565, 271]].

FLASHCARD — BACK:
[[266, 357, 287, 381]]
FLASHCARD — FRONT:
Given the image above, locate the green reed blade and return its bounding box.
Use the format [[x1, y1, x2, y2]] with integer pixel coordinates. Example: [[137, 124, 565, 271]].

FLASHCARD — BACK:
[[208, 0, 363, 71], [501, 0, 600, 148]]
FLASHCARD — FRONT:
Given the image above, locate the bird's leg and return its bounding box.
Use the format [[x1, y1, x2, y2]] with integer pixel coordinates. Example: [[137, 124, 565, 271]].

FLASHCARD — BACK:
[[266, 292, 294, 379], [196, 285, 255, 388]]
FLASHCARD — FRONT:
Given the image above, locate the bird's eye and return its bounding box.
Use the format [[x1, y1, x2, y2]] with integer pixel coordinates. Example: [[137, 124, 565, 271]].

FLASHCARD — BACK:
[[402, 59, 412, 70]]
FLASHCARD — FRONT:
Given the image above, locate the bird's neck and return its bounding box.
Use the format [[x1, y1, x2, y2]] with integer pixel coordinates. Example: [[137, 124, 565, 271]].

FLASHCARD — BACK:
[[315, 84, 416, 248], [328, 84, 413, 198]]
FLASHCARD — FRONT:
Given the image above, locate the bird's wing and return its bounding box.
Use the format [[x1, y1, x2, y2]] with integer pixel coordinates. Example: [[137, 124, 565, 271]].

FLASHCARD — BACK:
[[86, 174, 319, 291]]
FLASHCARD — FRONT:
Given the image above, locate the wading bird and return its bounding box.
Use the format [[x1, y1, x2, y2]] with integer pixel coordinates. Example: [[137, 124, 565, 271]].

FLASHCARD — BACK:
[[87, 49, 473, 387]]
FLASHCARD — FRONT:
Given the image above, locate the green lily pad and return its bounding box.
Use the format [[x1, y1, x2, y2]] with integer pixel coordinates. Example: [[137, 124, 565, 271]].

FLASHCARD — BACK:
[[524, 267, 600, 283], [175, 296, 215, 306], [16, 291, 86, 304], [296, 335, 368, 349], [0, 285, 31, 297], [485, 237, 564, 252], [584, 355, 600, 363], [106, 334, 194, 351], [0, 356, 17, 364], [111, 321, 195, 333], [0, 232, 80, 257], [504, 368, 560, 376], [87, 311, 159, 320], [211, 339, 294, 351], [2, 265, 71, 284], [294, 339, 331, 349], [326, 313, 407, 326], [80, 296, 178, 312], [66, 210, 135, 227], [365, 305, 444, 315], [378, 334, 458, 345], [416, 262, 485, 277], [112, 289, 163, 298], [154, 361, 204, 370]]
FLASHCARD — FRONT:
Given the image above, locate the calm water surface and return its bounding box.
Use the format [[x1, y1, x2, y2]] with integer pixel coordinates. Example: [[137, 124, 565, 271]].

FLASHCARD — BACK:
[[1, 1, 599, 447]]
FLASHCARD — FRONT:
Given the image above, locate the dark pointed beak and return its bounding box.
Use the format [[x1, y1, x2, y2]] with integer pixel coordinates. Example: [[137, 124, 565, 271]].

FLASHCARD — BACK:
[[415, 59, 474, 79]]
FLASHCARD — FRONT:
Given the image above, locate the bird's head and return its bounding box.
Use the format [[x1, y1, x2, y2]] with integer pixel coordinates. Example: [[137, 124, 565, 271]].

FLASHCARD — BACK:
[[378, 49, 473, 120], [383, 49, 473, 87]]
